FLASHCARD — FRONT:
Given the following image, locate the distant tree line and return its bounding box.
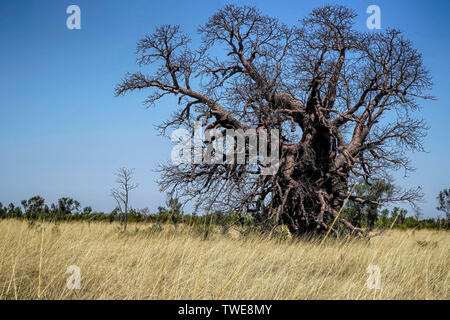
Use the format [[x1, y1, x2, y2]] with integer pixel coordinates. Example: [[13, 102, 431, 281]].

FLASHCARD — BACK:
[[0, 190, 448, 232], [339, 183, 449, 231]]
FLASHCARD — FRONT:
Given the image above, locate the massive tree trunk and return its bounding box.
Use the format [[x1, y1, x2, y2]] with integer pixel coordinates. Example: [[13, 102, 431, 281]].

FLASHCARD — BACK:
[[273, 104, 358, 235]]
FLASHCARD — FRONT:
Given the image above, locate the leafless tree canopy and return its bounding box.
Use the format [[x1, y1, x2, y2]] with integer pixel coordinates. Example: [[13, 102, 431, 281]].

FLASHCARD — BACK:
[[115, 5, 432, 236]]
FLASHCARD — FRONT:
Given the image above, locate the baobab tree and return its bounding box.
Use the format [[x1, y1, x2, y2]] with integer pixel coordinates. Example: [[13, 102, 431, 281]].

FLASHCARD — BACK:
[[111, 167, 139, 231], [115, 5, 432, 236]]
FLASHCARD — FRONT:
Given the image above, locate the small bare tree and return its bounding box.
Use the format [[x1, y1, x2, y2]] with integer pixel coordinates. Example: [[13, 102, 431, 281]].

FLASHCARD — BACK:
[[111, 167, 139, 231]]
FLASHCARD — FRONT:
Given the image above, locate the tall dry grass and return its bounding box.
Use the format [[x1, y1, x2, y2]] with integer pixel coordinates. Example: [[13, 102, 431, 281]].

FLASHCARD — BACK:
[[0, 219, 448, 299]]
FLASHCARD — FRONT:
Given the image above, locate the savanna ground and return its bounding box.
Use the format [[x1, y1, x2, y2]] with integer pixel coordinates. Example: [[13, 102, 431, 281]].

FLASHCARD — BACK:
[[0, 219, 448, 300]]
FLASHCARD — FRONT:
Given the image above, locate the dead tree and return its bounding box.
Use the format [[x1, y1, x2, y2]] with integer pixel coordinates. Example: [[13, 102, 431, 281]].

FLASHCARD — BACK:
[[115, 5, 432, 236], [111, 167, 138, 231]]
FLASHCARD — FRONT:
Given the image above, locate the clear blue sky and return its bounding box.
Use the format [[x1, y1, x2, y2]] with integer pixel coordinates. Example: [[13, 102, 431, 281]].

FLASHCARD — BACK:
[[0, 0, 449, 217]]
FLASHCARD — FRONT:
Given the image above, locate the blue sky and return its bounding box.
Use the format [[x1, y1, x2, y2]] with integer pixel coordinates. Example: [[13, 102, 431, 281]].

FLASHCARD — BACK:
[[0, 0, 449, 217]]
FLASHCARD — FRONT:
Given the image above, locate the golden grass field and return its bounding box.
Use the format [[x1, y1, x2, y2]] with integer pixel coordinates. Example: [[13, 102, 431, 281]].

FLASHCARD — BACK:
[[0, 219, 448, 300]]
